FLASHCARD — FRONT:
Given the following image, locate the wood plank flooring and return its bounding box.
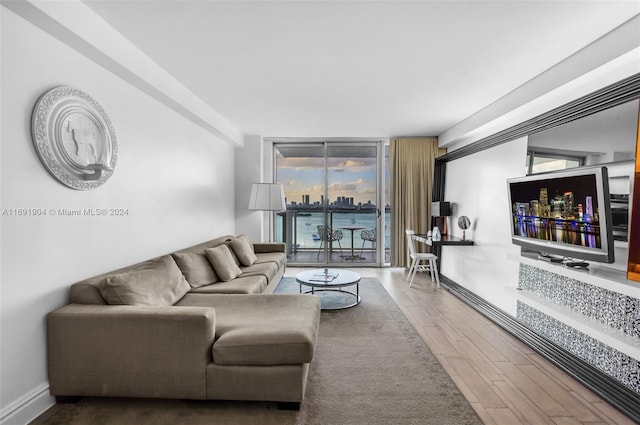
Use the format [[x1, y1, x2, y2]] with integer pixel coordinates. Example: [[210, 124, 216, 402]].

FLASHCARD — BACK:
[[285, 267, 637, 425]]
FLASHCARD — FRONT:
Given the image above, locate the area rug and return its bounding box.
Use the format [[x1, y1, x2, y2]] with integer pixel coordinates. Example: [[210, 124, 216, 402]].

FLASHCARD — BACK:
[[277, 277, 482, 425], [31, 277, 482, 425]]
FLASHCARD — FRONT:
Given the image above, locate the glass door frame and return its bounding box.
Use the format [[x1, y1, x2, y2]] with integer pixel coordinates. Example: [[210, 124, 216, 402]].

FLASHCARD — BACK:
[[272, 139, 387, 267]]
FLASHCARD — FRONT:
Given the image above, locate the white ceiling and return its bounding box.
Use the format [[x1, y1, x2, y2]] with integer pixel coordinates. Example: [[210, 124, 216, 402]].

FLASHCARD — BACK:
[[84, 0, 640, 139]]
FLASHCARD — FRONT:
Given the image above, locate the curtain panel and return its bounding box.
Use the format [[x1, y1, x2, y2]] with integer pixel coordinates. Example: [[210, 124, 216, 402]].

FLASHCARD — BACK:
[[390, 137, 446, 267]]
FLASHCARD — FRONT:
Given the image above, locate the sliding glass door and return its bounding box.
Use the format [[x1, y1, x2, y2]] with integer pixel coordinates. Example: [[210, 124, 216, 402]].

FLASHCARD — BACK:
[[274, 143, 325, 263], [274, 141, 385, 266]]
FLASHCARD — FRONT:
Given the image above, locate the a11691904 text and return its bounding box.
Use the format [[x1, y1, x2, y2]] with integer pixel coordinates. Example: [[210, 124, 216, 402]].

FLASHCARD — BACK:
[[1, 208, 130, 217]]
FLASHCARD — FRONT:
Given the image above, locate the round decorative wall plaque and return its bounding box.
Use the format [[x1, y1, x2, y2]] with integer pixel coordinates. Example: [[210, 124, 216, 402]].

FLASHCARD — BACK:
[[31, 86, 118, 190]]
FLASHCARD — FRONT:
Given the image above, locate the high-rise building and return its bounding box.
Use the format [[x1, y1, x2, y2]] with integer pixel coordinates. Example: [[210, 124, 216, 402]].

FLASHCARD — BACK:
[[515, 202, 529, 216], [530, 200, 540, 217], [539, 188, 548, 206], [552, 199, 564, 218], [578, 203, 584, 219], [585, 196, 594, 222], [563, 192, 574, 218]]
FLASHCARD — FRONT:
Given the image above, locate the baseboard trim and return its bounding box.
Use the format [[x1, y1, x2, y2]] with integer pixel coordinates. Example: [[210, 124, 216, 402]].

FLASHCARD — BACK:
[[0, 383, 53, 425], [439, 275, 640, 423]]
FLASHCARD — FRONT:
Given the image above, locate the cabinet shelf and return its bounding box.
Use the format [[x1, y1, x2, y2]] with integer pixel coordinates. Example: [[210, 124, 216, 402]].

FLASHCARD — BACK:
[[512, 287, 640, 360], [511, 251, 640, 299]]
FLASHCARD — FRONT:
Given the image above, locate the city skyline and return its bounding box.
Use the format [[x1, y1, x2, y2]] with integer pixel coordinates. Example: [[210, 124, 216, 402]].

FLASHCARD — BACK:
[[513, 186, 598, 223], [286, 193, 379, 209], [275, 148, 378, 205], [511, 181, 602, 249]]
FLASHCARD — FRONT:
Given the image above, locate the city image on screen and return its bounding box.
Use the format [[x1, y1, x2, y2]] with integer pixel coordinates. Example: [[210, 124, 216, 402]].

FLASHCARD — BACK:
[[507, 166, 614, 263]]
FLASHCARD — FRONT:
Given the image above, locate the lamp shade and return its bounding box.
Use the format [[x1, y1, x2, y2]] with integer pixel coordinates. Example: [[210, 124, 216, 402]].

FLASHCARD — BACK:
[[431, 201, 451, 217], [248, 183, 286, 211]]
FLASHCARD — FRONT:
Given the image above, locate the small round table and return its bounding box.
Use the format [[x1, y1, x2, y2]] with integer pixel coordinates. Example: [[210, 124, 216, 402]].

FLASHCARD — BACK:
[[340, 226, 366, 260], [296, 269, 361, 310]]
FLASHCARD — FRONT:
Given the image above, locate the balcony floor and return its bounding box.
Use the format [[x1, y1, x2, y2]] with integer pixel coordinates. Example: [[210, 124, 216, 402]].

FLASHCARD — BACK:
[[285, 248, 389, 266]]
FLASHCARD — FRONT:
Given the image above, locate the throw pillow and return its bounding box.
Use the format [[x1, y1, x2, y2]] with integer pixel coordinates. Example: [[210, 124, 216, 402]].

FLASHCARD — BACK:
[[172, 252, 219, 288], [229, 234, 258, 266], [98, 255, 190, 306], [205, 245, 243, 281], [223, 239, 241, 266]]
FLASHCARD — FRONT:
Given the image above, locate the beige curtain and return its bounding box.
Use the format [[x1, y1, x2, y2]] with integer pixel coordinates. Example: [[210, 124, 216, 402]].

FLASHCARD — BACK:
[[390, 137, 446, 267]]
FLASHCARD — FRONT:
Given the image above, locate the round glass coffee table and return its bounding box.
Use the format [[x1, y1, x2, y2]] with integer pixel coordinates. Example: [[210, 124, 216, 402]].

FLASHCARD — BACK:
[[296, 269, 361, 310]]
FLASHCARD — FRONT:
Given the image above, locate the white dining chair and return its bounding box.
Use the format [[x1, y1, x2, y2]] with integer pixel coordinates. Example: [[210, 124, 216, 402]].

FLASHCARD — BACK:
[[405, 229, 440, 288]]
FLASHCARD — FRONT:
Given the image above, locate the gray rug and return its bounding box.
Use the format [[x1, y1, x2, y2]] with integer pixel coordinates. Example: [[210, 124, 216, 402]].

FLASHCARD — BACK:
[[31, 278, 482, 425]]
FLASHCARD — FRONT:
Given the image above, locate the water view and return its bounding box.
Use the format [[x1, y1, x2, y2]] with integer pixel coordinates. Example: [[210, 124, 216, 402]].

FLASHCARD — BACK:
[[277, 210, 391, 251], [274, 143, 391, 262]]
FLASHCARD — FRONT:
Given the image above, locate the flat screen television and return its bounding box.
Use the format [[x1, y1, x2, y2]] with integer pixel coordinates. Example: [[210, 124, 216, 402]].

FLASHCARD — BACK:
[[507, 166, 614, 264]]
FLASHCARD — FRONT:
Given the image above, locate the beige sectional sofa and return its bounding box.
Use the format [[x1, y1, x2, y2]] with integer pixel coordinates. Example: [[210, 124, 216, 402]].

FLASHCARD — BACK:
[[47, 235, 320, 409]]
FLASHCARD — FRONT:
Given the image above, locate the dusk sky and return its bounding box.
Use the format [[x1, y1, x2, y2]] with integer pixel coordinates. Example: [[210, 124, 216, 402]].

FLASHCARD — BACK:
[[275, 150, 378, 205]]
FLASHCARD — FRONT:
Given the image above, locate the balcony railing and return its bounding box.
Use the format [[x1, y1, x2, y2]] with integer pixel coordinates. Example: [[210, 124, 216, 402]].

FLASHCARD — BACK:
[[276, 207, 390, 263]]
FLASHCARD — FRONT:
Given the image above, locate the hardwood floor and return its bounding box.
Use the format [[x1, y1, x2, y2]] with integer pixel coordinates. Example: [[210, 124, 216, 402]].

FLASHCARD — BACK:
[[285, 266, 637, 425]]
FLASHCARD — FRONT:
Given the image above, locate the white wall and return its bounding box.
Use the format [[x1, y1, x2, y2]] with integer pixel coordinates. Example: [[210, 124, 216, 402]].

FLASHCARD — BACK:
[[234, 137, 281, 243], [442, 137, 528, 315], [0, 9, 235, 424], [235, 135, 264, 241]]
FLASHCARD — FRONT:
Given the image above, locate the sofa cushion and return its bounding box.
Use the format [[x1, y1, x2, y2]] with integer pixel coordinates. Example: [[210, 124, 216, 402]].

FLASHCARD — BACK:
[[254, 252, 286, 269], [172, 252, 219, 288], [253, 242, 285, 254], [229, 234, 258, 266], [98, 255, 190, 306], [69, 282, 108, 305], [176, 293, 320, 366], [240, 262, 278, 281], [205, 245, 242, 281], [223, 240, 241, 266], [189, 275, 267, 294]]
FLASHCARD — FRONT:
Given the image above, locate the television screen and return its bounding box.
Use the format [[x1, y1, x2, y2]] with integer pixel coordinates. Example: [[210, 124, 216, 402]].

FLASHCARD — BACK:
[[507, 166, 614, 263]]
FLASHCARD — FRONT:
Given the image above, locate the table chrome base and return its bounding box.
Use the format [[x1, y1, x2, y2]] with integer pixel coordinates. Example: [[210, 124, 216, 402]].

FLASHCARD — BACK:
[[300, 282, 362, 310], [296, 269, 361, 310], [342, 255, 365, 261]]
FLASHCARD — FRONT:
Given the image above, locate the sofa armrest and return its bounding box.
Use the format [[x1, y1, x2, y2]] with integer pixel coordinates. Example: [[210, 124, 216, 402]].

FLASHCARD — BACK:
[[48, 304, 215, 399], [253, 242, 286, 253]]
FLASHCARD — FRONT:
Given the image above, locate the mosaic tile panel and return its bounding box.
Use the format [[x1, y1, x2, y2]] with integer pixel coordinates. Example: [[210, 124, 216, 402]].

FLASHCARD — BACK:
[[517, 301, 640, 393], [519, 263, 640, 339]]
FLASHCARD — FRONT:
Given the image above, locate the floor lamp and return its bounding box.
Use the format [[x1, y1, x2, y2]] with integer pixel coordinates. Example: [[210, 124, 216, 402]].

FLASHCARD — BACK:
[[248, 183, 286, 242]]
